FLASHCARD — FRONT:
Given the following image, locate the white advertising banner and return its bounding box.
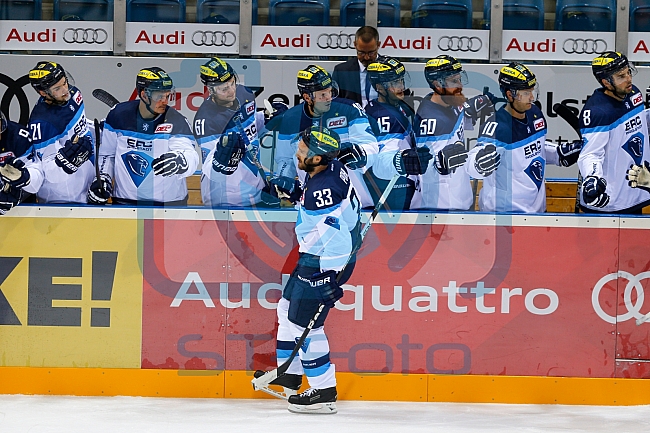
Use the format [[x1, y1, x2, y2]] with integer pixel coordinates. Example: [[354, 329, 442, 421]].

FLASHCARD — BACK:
[[0, 21, 113, 52], [251, 26, 489, 60], [502, 30, 615, 62], [125, 23, 238, 54], [628, 33, 650, 62]]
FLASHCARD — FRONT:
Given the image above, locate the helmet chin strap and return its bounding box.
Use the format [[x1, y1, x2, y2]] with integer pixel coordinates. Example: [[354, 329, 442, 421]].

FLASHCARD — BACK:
[[142, 91, 159, 117], [606, 78, 628, 100], [506, 90, 528, 115]]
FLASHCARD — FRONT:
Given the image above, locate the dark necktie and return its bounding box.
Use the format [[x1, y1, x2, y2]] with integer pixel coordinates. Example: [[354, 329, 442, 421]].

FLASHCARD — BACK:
[[364, 69, 371, 102]]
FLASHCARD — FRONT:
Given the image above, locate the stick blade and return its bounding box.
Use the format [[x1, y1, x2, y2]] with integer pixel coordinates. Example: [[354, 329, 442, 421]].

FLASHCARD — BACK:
[[553, 103, 581, 135], [92, 89, 120, 108]]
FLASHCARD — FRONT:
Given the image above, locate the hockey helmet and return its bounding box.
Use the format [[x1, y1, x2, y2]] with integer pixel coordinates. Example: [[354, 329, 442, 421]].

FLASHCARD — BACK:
[[200, 57, 236, 86], [29, 61, 67, 93], [300, 125, 341, 164], [498, 62, 538, 98], [136, 67, 174, 94], [592, 51, 636, 85], [424, 55, 468, 89], [296, 65, 339, 98], [367, 56, 410, 89]]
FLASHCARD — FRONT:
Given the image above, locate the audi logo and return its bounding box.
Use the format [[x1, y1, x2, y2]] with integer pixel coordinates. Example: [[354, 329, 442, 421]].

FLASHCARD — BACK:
[[191, 31, 237, 47], [438, 36, 482, 53], [562, 38, 608, 55], [63, 28, 108, 44], [592, 271, 650, 324], [317, 33, 355, 49]]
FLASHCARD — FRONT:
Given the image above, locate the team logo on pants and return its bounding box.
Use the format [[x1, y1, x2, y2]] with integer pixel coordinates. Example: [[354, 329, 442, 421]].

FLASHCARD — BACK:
[[524, 157, 545, 190], [122, 151, 153, 187], [622, 133, 644, 166]]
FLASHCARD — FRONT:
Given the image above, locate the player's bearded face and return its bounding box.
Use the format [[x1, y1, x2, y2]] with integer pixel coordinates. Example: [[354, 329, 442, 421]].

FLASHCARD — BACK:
[[46, 77, 71, 104], [296, 140, 320, 173], [609, 67, 634, 95], [437, 75, 465, 107]]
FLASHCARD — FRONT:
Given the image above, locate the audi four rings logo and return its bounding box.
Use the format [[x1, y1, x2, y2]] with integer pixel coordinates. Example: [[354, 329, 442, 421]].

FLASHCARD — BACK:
[[317, 33, 355, 49], [63, 28, 108, 44], [562, 38, 608, 54], [438, 36, 482, 52], [592, 271, 650, 324], [191, 31, 236, 47]]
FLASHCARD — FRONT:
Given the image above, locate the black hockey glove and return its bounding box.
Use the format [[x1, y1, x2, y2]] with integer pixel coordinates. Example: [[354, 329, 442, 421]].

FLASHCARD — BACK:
[[435, 141, 469, 175], [270, 175, 303, 203], [55, 135, 92, 174], [0, 156, 30, 189], [463, 95, 494, 124], [264, 101, 289, 126], [87, 174, 113, 205], [212, 132, 245, 175], [338, 144, 367, 170], [627, 161, 650, 193], [393, 146, 433, 176], [153, 151, 189, 177], [0, 183, 22, 215], [557, 139, 582, 167], [474, 144, 501, 177], [310, 270, 343, 308], [582, 175, 610, 208]]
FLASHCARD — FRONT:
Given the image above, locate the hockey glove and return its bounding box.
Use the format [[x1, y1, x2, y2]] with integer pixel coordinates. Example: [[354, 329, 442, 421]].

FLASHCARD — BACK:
[[310, 270, 343, 308], [393, 146, 433, 176], [557, 139, 582, 167], [627, 161, 650, 193], [474, 144, 501, 177], [212, 132, 245, 175], [0, 183, 22, 215], [270, 175, 303, 203], [87, 174, 113, 205], [463, 95, 494, 124], [0, 157, 30, 189], [55, 135, 92, 174], [435, 141, 469, 175], [264, 100, 289, 126], [338, 144, 367, 170], [582, 175, 610, 208], [153, 151, 189, 177]]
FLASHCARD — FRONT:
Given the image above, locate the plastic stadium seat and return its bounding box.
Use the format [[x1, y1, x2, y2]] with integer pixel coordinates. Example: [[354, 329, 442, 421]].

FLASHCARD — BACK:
[[412, 0, 472, 29], [268, 0, 329, 26], [0, 0, 42, 19], [127, 0, 186, 22], [54, 0, 114, 20], [484, 0, 544, 30], [340, 0, 400, 27], [631, 0, 650, 31], [555, 0, 616, 31], [196, 0, 258, 24]]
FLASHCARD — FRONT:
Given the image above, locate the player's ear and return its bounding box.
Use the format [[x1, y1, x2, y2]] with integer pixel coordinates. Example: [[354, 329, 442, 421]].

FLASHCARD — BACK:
[[313, 155, 322, 165]]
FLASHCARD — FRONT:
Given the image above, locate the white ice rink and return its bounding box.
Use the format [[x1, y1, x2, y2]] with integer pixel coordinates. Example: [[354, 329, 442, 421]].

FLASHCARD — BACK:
[[0, 395, 649, 433]]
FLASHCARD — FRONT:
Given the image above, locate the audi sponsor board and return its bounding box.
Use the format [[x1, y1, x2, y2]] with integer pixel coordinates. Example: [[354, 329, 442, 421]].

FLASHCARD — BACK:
[[0, 21, 112, 51], [502, 30, 615, 62], [125, 23, 238, 54], [251, 26, 489, 59], [628, 32, 650, 62]]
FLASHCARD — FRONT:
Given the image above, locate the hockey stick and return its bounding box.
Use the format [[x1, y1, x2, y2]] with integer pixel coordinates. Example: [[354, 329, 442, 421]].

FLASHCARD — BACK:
[[92, 88, 120, 108], [251, 172, 401, 398], [552, 103, 583, 213], [93, 119, 102, 181], [233, 114, 271, 189]]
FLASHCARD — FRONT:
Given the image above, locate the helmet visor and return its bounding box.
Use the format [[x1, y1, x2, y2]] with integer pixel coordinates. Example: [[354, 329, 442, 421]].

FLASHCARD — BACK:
[[513, 83, 539, 103], [383, 72, 411, 92], [207, 78, 237, 96], [610, 64, 637, 86], [311, 81, 339, 101], [437, 71, 468, 88], [148, 88, 176, 103]]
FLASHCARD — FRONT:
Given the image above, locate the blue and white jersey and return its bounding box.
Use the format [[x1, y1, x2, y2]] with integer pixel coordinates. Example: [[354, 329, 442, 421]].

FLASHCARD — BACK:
[[0, 119, 42, 195], [193, 86, 266, 207], [99, 100, 199, 203], [363, 99, 417, 210], [296, 160, 361, 272], [578, 86, 650, 212], [470, 104, 557, 213], [28, 86, 94, 203], [272, 99, 379, 208], [412, 95, 473, 211]]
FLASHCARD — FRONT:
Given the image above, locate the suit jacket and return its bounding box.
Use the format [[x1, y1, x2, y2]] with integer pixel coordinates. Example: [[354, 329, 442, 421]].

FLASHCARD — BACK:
[[332, 58, 362, 105]]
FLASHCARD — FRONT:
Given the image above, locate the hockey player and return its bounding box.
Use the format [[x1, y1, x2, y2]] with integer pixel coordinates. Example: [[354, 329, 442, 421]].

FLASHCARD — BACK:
[[469, 62, 582, 213], [362, 56, 433, 210], [256, 126, 359, 415], [412, 55, 494, 210], [579, 51, 650, 213], [27, 61, 94, 203], [0, 112, 42, 213], [269, 65, 379, 208], [89, 67, 199, 206], [193, 57, 275, 207]]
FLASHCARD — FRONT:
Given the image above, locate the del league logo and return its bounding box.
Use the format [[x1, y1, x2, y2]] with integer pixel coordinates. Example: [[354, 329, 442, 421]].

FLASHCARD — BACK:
[[534, 117, 545, 131], [74, 90, 83, 105], [327, 116, 347, 129], [155, 123, 173, 133], [245, 102, 255, 116], [632, 92, 643, 107]]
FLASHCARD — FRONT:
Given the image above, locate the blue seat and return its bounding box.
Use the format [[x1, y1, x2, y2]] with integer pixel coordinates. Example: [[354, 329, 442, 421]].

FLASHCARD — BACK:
[[196, 0, 258, 24], [340, 0, 400, 27], [555, 0, 616, 31], [484, 0, 544, 30], [269, 0, 329, 26], [631, 0, 650, 31], [127, 0, 185, 22], [412, 0, 472, 29], [54, 0, 113, 20], [0, 0, 42, 19]]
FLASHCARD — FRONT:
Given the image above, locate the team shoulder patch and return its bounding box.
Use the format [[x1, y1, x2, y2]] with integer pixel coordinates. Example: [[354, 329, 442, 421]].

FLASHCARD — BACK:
[[245, 101, 255, 116], [327, 116, 347, 129], [533, 117, 545, 131], [74, 90, 83, 106], [155, 123, 173, 133], [632, 92, 643, 107]]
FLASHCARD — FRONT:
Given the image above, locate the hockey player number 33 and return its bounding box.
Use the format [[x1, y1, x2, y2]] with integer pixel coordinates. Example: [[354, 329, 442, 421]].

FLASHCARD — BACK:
[[313, 188, 333, 207]]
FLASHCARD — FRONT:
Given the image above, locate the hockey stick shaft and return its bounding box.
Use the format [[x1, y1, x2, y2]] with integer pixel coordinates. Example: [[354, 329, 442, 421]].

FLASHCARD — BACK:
[[233, 115, 271, 189], [252, 173, 401, 392], [553, 103, 583, 213], [92, 88, 120, 108], [93, 119, 101, 182]]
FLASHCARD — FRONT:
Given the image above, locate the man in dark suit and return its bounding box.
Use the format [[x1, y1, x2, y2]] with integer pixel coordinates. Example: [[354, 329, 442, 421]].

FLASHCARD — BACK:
[[332, 26, 380, 108]]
